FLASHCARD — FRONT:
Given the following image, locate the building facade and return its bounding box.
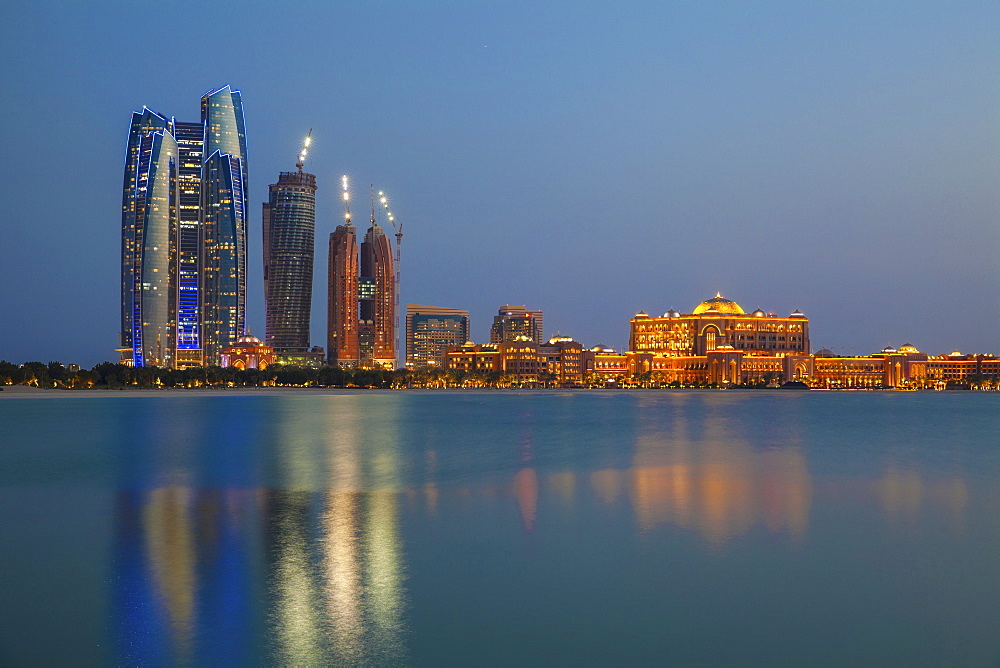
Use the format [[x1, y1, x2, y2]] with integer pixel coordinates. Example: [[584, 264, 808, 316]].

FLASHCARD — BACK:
[[442, 335, 585, 386], [327, 201, 396, 368], [327, 221, 359, 366], [406, 304, 470, 368], [489, 305, 544, 345], [263, 170, 317, 354], [220, 335, 276, 370], [120, 85, 248, 368], [199, 86, 249, 365]]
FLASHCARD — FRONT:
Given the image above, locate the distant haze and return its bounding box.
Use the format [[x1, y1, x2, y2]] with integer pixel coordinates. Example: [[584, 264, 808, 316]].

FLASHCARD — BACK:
[[1, 1, 998, 366]]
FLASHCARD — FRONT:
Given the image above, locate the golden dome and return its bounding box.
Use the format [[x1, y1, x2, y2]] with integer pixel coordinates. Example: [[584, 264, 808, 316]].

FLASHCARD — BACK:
[[692, 292, 746, 315]]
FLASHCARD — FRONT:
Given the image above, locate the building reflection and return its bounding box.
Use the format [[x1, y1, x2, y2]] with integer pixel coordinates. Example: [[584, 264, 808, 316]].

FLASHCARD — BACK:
[[598, 396, 813, 545], [112, 398, 409, 665], [878, 465, 969, 526]]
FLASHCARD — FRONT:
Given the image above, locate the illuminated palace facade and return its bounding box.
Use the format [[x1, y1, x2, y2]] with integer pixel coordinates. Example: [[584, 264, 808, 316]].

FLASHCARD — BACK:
[[442, 294, 998, 388], [120, 86, 248, 368], [327, 209, 396, 368]]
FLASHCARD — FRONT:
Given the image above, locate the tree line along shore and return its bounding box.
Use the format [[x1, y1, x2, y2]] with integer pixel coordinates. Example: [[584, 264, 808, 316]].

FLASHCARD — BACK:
[[3, 360, 997, 391]]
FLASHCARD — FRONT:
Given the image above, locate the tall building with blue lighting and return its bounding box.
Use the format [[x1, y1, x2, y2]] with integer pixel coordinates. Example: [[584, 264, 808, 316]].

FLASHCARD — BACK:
[[120, 86, 248, 368], [200, 86, 249, 365]]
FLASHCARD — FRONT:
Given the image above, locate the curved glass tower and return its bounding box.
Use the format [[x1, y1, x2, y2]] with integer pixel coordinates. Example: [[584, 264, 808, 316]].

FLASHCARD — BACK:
[[121, 109, 178, 368], [200, 86, 249, 364]]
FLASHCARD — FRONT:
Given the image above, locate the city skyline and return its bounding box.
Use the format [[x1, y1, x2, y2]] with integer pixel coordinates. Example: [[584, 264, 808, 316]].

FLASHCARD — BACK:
[[2, 2, 999, 366]]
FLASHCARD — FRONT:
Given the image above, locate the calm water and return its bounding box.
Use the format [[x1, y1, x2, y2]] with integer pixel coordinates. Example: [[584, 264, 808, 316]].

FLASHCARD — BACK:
[[1, 390, 998, 666]]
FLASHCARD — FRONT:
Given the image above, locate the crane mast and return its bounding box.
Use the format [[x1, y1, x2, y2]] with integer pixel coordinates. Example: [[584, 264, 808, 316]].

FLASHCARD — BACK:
[[295, 129, 312, 173]]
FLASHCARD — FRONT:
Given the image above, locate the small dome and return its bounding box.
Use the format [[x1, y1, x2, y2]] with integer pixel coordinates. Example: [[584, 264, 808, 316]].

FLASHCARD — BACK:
[[692, 292, 745, 315], [664, 308, 680, 317], [881, 345, 897, 354], [948, 350, 964, 357], [237, 334, 262, 344], [790, 309, 806, 318], [752, 308, 765, 317], [590, 343, 616, 353], [815, 347, 836, 357], [898, 343, 920, 354], [634, 311, 650, 319]]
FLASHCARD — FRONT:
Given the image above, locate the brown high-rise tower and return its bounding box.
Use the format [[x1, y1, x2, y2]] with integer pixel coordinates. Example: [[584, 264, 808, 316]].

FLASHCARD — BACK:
[[359, 223, 396, 367], [327, 222, 359, 365]]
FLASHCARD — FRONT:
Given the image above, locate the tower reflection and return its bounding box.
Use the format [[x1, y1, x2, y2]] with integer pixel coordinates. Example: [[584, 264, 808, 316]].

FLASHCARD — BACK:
[[112, 397, 409, 665]]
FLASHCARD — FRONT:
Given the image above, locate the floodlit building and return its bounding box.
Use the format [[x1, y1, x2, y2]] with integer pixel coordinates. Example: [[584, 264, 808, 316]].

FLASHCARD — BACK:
[[490, 305, 544, 345], [220, 335, 276, 370], [442, 335, 586, 386], [406, 304, 470, 368], [119, 85, 248, 368], [327, 203, 396, 368]]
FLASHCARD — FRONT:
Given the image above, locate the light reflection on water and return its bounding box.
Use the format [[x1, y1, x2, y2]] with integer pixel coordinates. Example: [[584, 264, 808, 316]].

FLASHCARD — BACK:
[[2, 391, 999, 665]]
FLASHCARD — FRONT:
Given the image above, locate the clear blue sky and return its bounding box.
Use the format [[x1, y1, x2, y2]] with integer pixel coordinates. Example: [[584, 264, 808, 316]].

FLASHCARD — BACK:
[[1, 1, 998, 366]]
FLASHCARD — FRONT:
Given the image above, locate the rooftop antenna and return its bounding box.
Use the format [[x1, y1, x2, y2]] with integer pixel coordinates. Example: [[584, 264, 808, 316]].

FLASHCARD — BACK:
[[341, 174, 352, 224], [295, 129, 312, 173], [378, 189, 404, 368]]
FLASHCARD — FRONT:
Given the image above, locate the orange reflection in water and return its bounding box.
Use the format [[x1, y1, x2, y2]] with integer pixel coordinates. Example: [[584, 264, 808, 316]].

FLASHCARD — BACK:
[[622, 399, 812, 545], [514, 468, 538, 532]]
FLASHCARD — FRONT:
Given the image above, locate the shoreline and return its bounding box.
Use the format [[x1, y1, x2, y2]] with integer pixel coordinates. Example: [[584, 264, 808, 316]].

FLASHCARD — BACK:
[[0, 385, 990, 398]]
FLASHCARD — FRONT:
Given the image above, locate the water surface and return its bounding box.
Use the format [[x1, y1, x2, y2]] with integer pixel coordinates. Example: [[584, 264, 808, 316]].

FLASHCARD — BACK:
[[1, 391, 998, 665]]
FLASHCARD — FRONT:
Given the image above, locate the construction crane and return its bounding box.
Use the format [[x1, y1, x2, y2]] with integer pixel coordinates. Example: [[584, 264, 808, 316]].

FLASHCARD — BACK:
[[295, 129, 312, 173], [378, 189, 403, 368], [341, 174, 352, 223]]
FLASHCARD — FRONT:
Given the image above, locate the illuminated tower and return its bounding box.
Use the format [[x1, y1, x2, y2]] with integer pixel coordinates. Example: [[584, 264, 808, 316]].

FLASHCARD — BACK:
[[327, 180, 396, 368], [173, 121, 204, 367], [359, 208, 396, 367], [120, 85, 247, 368], [120, 109, 178, 368], [328, 176, 359, 366], [264, 133, 317, 354], [200, 85, 249, 365]]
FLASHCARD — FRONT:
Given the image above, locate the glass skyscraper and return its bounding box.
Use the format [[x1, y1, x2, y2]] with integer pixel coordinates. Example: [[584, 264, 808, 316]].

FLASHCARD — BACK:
[[121, 109, 178, 368], [263, 169, 317, 353], [120, 86, 248, 368], [200, 86, 249, 365]]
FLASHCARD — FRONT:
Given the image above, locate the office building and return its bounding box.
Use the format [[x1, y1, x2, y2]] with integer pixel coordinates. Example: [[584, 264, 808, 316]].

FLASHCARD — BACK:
[[120, 109, 178, 368], [406, 305, 470, 367], [263, 163, 317, 354], [120, 86, 248, 368], [199, 86, 249, 365], [490, 305, 544, 345]]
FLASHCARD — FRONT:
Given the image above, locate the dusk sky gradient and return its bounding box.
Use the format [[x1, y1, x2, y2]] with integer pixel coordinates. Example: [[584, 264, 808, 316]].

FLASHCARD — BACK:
[[2, 1, 998, 366]]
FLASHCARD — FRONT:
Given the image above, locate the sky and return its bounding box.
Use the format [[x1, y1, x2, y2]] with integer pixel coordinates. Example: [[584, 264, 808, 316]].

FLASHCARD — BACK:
[[1, 0, 998, 367]]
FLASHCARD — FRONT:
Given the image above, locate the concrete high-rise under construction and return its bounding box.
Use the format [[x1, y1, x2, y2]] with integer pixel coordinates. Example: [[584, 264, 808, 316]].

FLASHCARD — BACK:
[[263, 134, 317, 354]]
